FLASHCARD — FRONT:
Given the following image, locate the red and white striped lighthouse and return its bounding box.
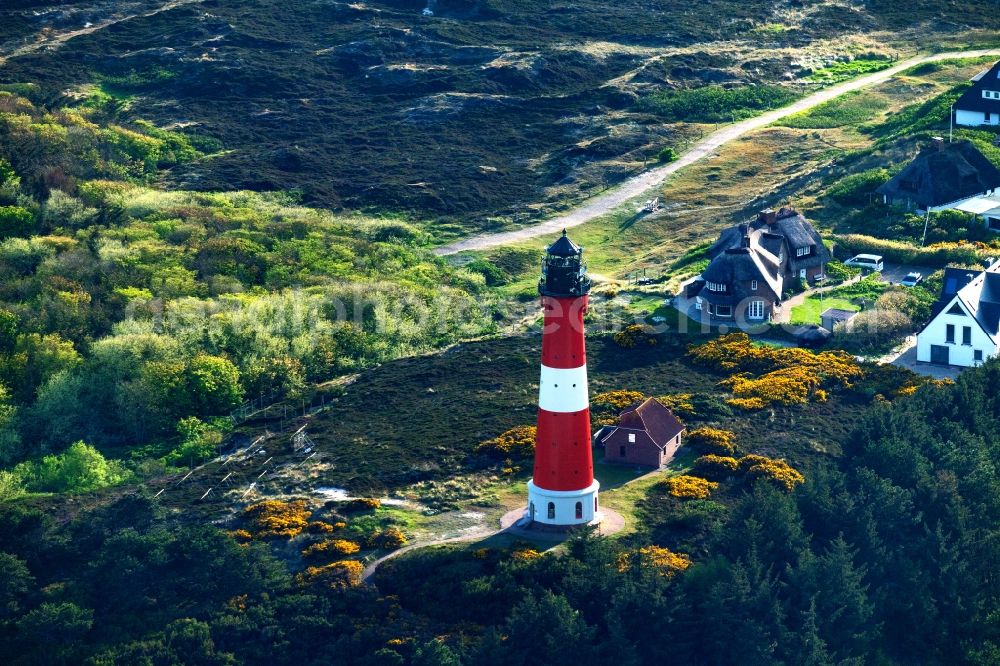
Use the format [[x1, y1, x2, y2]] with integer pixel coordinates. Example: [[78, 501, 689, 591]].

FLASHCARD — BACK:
[[526, 230, 599, 526]]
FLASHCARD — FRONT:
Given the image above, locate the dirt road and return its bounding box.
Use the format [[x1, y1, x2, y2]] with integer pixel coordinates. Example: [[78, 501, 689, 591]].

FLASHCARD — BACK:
[[434, 48, 1000, 256], [0, 0, 203, 66]]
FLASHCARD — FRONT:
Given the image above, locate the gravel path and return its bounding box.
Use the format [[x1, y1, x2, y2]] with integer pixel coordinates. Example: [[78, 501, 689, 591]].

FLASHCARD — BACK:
[[434, 48, 1000, 256]]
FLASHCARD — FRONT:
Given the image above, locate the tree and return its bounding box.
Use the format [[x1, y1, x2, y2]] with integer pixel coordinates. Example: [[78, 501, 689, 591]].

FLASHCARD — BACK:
[[15, 602, 93, 662], [187, 354, 244, 416], [0, 551, 33, 620], [16, 441, 129, 493], [0, 206, 34, 239]]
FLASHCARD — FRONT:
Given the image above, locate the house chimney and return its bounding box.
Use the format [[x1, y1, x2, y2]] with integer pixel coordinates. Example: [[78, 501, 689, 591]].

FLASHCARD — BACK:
[[932, 136, 945, 151], [739, 222, 750, 248], [758, 209, 777, 225]]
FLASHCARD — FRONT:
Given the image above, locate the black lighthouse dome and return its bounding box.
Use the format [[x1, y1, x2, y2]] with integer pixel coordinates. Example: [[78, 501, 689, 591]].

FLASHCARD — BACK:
[[540, 230, 591, 297]]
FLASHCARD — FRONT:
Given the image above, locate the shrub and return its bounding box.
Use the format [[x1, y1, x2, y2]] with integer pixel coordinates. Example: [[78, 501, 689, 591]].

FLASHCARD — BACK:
[[687, 427, 736, 455], [0, 206, 34, 239], [657, 147, 678, 163], [297, 560, 364, 588], [618, 545, 692, 577], [342, 498, 381, 513], [307, 521, 336, 534], [14, 441, 129, 494], [825, 260, 860, 282], [302, 539, 361, 559], [690, 334, 863, 407], [368, 526, 407, 551], [692, 455, 740, 480], [243, 499, 312, 538], [745, 458, 805, 492], [656, 393, 696, 418], [721, 367, 824, 409], [510, 548, 541, 562], [592, 390, 646, 411], [832, 233, 990, 268], [613, 325, 658, 349], [475, 425, 536, 459], [662, 475, 718, 499]]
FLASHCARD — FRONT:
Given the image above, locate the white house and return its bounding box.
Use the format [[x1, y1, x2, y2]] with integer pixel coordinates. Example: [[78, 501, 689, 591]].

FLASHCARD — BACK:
[[917, 261, 1000, 367], [955, 61, 1000, 127]]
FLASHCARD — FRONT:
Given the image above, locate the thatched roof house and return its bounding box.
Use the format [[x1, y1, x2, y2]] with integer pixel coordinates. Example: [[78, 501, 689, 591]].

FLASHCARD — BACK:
[[876, 139, 1000, 211]]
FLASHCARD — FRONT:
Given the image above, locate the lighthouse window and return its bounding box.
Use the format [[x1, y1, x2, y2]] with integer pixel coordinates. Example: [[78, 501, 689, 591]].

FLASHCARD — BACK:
[[575, 502, 583, 520], [547, 502, 555, 520], [628, 433, 636, 443]]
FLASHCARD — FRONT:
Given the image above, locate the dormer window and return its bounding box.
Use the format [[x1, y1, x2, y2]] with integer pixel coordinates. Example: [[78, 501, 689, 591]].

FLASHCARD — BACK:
[[983, 90, 1000, 99], [795, 246, 812, 257], [706, 281, 727, 292]]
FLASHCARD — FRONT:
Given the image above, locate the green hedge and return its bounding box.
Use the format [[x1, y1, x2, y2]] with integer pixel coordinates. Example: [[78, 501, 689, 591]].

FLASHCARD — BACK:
[[831, 233, 990, 268]]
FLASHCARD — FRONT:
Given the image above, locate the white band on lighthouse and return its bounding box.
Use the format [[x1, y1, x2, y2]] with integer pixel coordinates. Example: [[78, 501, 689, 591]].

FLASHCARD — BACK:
[[538, 364, 589, 413]]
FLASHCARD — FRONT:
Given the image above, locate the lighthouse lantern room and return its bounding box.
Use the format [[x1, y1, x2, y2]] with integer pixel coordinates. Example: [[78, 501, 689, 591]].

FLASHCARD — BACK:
[[526, 230, 600, 527]]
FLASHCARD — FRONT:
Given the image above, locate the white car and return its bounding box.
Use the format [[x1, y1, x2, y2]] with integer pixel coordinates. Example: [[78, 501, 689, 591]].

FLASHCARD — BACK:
[[844, 254, 884, 272], [900, 272, 922, 287]]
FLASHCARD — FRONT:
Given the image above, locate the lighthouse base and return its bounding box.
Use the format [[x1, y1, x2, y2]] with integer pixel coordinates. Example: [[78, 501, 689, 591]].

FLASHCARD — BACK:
[[526, 479, 600, 527]]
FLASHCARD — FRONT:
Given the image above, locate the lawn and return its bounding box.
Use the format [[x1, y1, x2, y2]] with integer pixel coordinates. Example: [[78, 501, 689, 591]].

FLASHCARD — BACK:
[[790, 296, 859, 325]]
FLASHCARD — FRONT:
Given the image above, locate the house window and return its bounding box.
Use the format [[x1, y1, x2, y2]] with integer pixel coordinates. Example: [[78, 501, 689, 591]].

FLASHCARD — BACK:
[[795, 246, 811, 257], [975, 349, 984, 362], [547, 502, 555, 520], [575, 502, 583, 520], [628, 433, 636, 443], [751, 280, 758, 290], [946, 324, 955, 343], [747, 300, 765, 319], [706, 281, 726, 292], [619, 445, 626, 457], [715, 304, 733, 318], [963, 326, 972, 345]]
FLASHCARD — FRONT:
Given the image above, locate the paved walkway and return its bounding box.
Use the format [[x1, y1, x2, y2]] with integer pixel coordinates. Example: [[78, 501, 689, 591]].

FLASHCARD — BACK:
[[434, 48, 1000, 256], [361, 506, 626, 583]]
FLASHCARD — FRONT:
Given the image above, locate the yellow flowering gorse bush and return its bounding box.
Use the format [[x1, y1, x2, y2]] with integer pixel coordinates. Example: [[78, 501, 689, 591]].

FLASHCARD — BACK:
[[687, 427, 736, 456], [302, 539, 361, 559], [662, 475, 718, 499], [243, 499, 312, 539], [475, 425, 536, 458], [592, 390, 646, 411], [297, 560, 364, 588], [618, 546, 691, 577], [613, 324, 658, 348]]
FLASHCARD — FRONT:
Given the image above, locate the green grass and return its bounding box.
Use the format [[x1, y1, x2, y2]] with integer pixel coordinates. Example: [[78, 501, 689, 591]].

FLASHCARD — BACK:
[[637, 85, 800, 123], [789, 296, 859, 325], [782, 91, 890, 129], [807, 57, 894, 84]]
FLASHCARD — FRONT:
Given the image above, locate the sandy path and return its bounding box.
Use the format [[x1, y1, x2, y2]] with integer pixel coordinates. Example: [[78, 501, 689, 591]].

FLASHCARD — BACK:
[[434, 48, 1000, 256], [0, 0, 203, 66]]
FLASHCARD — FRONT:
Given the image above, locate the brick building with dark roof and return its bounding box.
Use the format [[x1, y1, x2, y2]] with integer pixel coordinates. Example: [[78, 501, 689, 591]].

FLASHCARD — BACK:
[[597, 398, 685, 468], [691, 207, 830, 322]]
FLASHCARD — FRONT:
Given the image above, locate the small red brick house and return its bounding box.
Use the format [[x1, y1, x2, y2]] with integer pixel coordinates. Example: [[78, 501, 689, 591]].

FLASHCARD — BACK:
[[598, 398, 685, 468]]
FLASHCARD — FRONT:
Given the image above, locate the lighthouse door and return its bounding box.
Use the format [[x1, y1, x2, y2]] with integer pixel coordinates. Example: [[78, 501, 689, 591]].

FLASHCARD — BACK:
[[529, 502, 535, 522]]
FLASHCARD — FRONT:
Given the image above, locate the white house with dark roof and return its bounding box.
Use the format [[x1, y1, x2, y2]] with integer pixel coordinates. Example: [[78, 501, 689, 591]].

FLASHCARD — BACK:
[[916, 260, 1000, 367], [955, 61, 1000, 127]]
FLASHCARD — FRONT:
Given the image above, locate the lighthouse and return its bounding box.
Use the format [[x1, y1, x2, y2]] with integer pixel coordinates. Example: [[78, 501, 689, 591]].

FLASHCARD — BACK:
[[526, 230, 599, 527]]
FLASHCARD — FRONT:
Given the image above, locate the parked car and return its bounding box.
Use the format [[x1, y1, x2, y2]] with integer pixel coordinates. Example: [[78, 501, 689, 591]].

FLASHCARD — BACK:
[[844, 254, 884, 272], [900, 272, 923, 287]]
